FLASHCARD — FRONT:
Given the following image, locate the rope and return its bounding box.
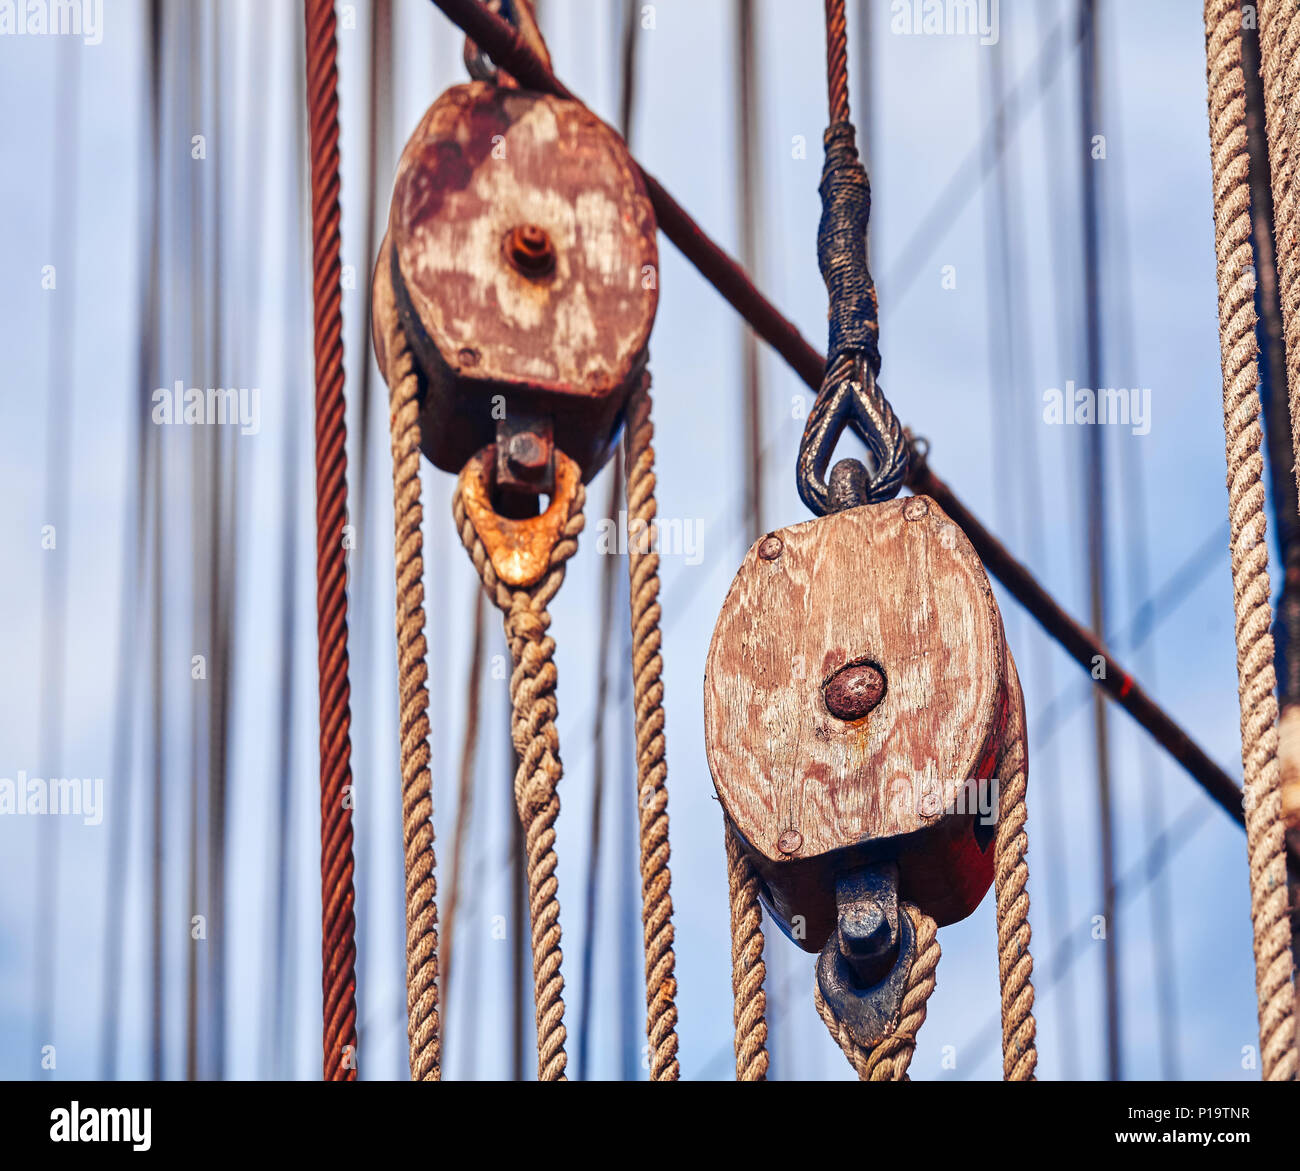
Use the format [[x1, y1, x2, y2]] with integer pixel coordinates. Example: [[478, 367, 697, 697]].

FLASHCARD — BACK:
[[1259, 1, 1300, 517], [425, 0, 1296, 865], [994, 683, 1038, 1081], [378, 252, 442, 1082], [1206, 0, 1297, 1081], [724, 819, 769, 1081], [453, 477, 585, 1082], [813, 905, 940, 1081], [305, 0, 358, 1082], [623, 376, 682, 1081]]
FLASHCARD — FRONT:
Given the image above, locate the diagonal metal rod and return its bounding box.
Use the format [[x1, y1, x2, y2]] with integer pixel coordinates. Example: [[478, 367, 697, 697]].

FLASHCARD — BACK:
[[425, 0, 1297, 869]]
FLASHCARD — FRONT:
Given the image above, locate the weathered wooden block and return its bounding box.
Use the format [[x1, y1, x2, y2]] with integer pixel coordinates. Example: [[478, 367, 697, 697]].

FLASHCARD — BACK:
[[378, 81, 658, 482], [703, 496, 1016, 951]]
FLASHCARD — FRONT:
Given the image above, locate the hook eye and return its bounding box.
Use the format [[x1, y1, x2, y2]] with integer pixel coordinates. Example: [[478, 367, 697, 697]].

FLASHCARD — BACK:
[[797, 356, 908, 515]]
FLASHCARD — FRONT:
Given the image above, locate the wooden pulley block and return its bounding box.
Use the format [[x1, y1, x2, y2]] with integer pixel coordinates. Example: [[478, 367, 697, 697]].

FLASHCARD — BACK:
[[373, 80, 659, 488], [704, 495, 1025, 959]]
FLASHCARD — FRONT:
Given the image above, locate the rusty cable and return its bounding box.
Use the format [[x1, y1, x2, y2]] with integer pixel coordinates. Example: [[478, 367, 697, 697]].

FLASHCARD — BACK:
[[305, 0, 359, 1081], [825, 0, 850, 125]]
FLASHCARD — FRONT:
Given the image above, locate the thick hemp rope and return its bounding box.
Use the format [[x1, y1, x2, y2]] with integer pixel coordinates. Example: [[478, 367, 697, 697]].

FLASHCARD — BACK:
[[1260, 0, 1300, 515], [623, 375, 682, 1080], [377, 252, 442, 1082], [993, 678, 1038, 1081], [453, 477, 584, 1082], [813, 905, 940, 1081], [1206, 0, 1298, 1081], [724, 820, 770, 1080]]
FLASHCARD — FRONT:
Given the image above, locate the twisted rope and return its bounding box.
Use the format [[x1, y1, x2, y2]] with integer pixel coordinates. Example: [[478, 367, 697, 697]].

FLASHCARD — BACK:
[[813, 905, 939, 1081], [994, 675, 1037, 1081], [724, 819, 769, 1081], [623, 376, 681, 1081], [377, 248, 442, 1082], [1260, 0, 1300, 518], [305, 0, 358, 1081], [1207, 0, 1297, 1081], [453, 479, 585, 1082]]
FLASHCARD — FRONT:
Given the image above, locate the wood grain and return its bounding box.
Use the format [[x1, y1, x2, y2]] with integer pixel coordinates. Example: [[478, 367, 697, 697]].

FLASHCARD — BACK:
[[385, 82, 658, 482], [704, 497, 1014, 946]]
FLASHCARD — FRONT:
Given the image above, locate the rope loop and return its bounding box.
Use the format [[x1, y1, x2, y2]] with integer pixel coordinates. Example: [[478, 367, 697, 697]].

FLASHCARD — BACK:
[[814, 903, 939, 1081], [453, 473, 584, 1082]]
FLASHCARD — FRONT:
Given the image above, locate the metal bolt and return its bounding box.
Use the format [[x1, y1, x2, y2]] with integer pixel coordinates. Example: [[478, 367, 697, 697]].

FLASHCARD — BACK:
[[838, 898, 898, 983], [903, 497, 929, 522], [505, 223, 556, 276], [758, 535, 783, 560], [776, 829, 803, 855], [823, 661, 886, 721], [505, 431, 548, 476]]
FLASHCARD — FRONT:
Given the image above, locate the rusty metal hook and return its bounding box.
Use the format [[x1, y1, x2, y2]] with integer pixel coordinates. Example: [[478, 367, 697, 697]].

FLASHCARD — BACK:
[[458, 444, 581, 588]]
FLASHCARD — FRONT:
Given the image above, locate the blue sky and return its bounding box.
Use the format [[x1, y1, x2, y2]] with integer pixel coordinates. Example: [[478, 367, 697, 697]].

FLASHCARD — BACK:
[[0, 0, 1273, 1080]]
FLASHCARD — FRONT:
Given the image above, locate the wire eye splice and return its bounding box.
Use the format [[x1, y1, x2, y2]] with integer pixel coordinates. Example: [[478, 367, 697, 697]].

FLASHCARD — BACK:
[[797, 101, 908, 514]]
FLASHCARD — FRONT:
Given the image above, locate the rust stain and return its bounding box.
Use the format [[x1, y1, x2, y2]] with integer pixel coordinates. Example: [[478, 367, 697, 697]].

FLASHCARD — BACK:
[[458, 447, 582, 587], [391, 83, 657, 398]]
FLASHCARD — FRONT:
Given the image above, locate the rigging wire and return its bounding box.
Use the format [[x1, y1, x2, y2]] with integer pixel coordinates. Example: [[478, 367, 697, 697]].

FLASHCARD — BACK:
[[1077, 0, 1121, 1081], [206, 0, 239, 1080], [575, 0, 639, 1081], [880, 5, 1082, 308], [149, 5, 168, 1063], [1019, 0, 1081, 1079], [576, 461, 621, 1081], [980, 12, 1085, 1082], [32, 29, 80, 1079], [1101, 31, 1181, 1079], [1027, 523, 1229, 754], [737, 0, 763, 539], [441, 588, 486, 1035], [955, 801, 1216, 1076], [351, 0, 393, 1077], [184, 0, 211, 1082], [263, 4, 308, 1079], [100, 0, 162, 1081]]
